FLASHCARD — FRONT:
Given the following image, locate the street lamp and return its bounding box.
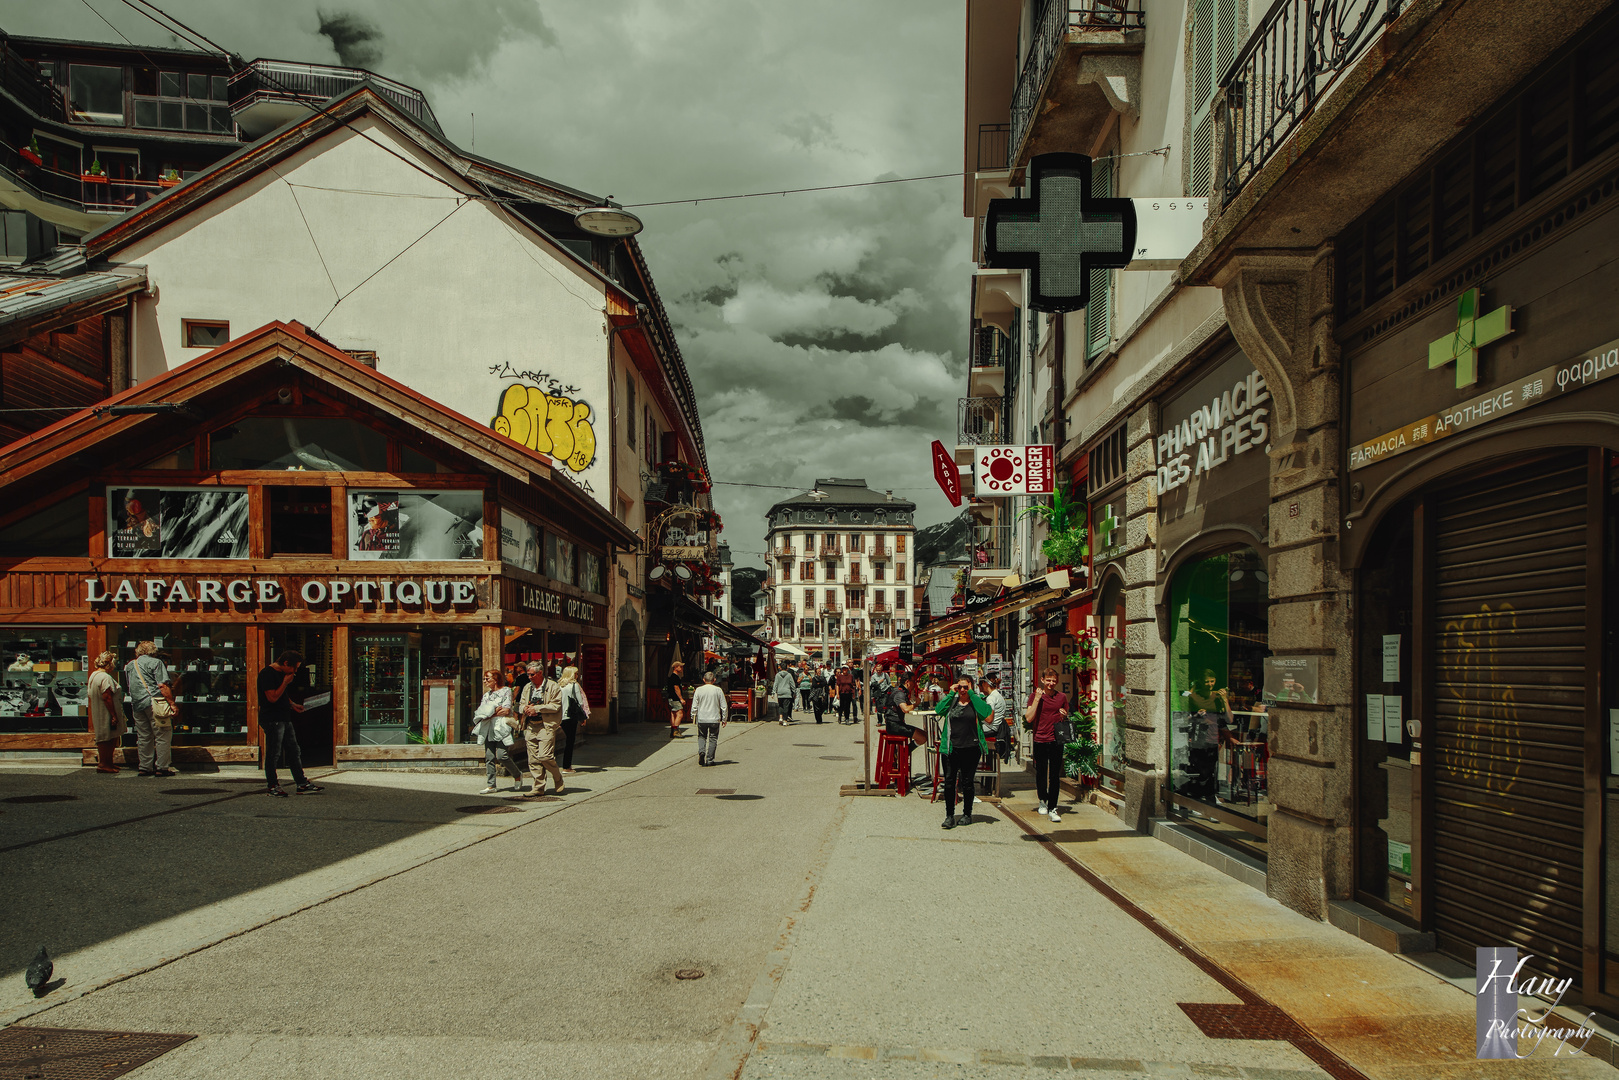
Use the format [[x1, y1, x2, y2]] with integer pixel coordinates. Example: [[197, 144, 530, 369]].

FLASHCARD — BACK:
[[574, 201, 644, 237]]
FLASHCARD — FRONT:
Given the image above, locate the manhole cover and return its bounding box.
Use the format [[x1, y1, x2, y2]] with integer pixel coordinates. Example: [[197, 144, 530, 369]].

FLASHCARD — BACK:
[[674, 968, 706, 980], [0, 1027, 195, 1078], [716, 794, 764, 801], [454, 804, 526, 814], [695, 789, 735, 795], [3, 794, 78, 804], [1179, 1003, 1303, 1041], [160, 788, 225, 796], [819, 755, 855, 761]]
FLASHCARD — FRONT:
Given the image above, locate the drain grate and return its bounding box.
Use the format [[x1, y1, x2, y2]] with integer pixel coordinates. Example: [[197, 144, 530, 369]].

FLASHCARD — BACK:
[[716, 794, 764, 801], [3, 794, 79, 804], [0, 1027, 195, 1078], [454, 804, 526, 814], [792, 744, 826, 747], [819, 755, 855, 761], [1179, 1003, 1304, 1041], [695, 789, 735, 795], [160, 788, 226, 796]]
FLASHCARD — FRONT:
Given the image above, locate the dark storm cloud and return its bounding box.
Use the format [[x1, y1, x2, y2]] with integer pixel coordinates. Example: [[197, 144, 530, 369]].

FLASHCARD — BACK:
[[4, 0, 968, 551], [317, 11, 383, 69]]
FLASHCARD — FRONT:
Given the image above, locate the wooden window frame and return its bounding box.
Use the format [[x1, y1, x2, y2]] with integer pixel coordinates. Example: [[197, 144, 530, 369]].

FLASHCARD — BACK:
[[182, 319, 230, 349]]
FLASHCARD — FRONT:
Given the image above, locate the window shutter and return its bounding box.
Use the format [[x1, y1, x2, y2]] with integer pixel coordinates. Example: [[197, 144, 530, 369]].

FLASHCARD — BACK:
[[1190, 0, 1217, 198], [1086, 156, 1113, 360]]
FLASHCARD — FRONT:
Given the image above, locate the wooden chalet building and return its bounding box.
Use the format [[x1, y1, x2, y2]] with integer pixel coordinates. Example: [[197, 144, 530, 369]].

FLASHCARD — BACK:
[[0, 320, 634, 767]]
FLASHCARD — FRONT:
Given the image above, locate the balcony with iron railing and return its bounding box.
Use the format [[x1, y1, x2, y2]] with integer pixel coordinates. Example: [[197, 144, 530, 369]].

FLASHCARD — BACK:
[[228, 58, 441, 139], [969, 525, 1014, 573], [870, 543, 889, 562], [822, 601, 842, 616], [819, 541, 842, 557], [847, 567, 864, 585], [969, 324, 1009, 396], [0, 43, 68, 123], [1009, 0, 1145, 170], [958, 396, 1009, 446]]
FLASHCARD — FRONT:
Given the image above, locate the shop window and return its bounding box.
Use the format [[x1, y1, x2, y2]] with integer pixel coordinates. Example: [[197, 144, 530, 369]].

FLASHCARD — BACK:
[[347, 490, 483, 561], [545, 532, 577, 584], [399, 443, 452, 474], [1355, 508, 1414, 915], [0, 627, 89, 734], [1097, 575, 1128, 787], [352, 631, 418, 744], [582, 550, 604, 595], [69, 64, 124, 125], [268, 486, 333, 556], [1167, 548, 1271, 850], [106, 487, 248, 558], [212, 417, 388, 472], [0, 493, 88, 557], [182, 319, 229, 349], [138, 444, 195, 469], [110, 625, 248, 743]]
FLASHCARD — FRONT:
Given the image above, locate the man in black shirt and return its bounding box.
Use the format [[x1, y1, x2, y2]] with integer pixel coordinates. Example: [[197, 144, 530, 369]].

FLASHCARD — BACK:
[[665, 661, 687, 739], [259, 650, 321, 796]]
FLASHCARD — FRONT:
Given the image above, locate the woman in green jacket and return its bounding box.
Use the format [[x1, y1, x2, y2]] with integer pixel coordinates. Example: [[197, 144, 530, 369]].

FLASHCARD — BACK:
[[934, 675, 991, 829]]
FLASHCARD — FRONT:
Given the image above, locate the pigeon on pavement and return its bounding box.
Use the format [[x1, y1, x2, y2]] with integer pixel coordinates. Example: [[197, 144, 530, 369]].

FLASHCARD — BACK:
[[25, 946, 52, 997]]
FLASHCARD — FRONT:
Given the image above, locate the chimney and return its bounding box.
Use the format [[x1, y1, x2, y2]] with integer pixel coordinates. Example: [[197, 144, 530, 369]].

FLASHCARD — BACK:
[[885, 490, 893, 501]]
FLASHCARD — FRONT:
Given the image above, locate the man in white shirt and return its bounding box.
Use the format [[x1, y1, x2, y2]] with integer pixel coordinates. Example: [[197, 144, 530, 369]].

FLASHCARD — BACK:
[[690, 671, 729, 766], [981, 675, 1014, 762]]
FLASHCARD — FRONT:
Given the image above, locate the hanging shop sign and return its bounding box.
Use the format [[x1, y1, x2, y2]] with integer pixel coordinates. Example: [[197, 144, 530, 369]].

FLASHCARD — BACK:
[[650, 504, 713, 561], [83, 574, 483, 611], [931, 627, 973, 650], [898, 630, 915, 664], [1348, 332, 1619, 470], [931, 440, 962, 507], [973, 621, 995, 642], [973, 445, 1055, 495]]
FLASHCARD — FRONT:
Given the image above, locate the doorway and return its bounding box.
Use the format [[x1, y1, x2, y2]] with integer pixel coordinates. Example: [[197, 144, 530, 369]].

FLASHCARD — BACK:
[[266, 627, 333, 766]]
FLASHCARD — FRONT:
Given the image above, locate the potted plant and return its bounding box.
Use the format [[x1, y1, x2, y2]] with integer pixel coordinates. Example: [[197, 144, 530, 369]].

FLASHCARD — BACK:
[[1063, 708, 1101, 783], [158, 167, 181, 188], [19, 137, 41, 167], [1018, 481, 1089, 571], [83, 156, 107, 183]]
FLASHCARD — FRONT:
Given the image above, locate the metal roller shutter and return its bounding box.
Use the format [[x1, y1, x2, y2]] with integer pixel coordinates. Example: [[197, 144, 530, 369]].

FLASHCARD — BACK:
[[1431, 453, 1588, 981]]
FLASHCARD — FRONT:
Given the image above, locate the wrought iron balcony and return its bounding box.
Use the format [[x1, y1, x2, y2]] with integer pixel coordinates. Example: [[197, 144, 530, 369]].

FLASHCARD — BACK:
[[1010, 0, 1145, 165], [970, 525, 1014, 570], [1218, 0, 1405, 207], [823, 601, 842, 615], [870, 543, 889, 562], [958, 396, 1009, 445], [977, 123, 1010, 172], [819, 542, 842, 557], [972, 325, 1009, 369]]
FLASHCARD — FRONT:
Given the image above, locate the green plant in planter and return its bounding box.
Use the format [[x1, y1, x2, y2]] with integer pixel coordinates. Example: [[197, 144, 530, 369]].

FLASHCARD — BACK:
[[1018, 482, 1089, 569], [1063, 651, 1095, 672], [88, 156, 103, 176], [1063, 707, 1101, 779]]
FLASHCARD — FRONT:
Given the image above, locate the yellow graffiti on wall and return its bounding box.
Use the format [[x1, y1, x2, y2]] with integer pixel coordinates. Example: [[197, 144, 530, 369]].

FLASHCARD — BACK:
[[1438, 601, 1520, 796], [491, 384, 597, 474]]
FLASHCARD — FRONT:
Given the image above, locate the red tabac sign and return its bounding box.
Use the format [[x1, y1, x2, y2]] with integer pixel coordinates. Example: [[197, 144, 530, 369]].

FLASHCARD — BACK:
[[931, 440, 962, 507]]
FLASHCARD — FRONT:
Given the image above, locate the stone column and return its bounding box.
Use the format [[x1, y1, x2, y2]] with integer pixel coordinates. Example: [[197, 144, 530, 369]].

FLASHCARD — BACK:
[[1120, 400, 1164, 831], [1215, 245, 1353, 920]]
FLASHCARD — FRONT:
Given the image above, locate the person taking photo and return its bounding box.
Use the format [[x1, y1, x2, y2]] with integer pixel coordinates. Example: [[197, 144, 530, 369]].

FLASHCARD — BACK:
[[1023, 669, 1069, 823]]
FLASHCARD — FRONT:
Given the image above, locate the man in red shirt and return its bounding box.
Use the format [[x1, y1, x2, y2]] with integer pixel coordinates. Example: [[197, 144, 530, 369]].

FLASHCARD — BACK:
[[834, 665, 856, 724], [1023, 669, 1069, 823]]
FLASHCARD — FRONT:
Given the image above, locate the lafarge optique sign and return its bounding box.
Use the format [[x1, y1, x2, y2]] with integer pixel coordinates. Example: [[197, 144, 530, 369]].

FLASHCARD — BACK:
[[83, 575, 482, 610]]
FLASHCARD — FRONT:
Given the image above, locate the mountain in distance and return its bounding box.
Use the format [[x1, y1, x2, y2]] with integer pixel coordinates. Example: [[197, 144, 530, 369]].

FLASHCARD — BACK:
[[730, 565, 767, 617], [913, 511, 972, 569]]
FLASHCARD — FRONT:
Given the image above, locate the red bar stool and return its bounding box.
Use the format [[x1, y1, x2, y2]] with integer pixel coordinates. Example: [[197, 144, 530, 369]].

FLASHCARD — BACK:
[[874, 731, 912, 796]]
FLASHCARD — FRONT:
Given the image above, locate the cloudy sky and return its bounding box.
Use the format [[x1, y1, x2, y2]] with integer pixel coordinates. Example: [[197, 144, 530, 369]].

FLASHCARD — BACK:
[[5, 0, 970, 567]]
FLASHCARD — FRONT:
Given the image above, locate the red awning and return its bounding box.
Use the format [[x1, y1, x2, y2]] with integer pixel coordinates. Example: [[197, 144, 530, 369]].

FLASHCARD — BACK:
[[868, 647, 900, 664], [924, 640, 977, 663]]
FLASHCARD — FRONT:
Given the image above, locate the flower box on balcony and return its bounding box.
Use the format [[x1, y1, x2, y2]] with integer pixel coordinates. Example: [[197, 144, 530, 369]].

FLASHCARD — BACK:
[[82, 172, 109, 184], [19, 148, 41, 167], [157, 176, 182, 188]]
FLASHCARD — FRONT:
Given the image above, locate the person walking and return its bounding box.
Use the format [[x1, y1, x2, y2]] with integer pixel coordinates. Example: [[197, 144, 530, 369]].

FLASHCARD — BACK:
[[472, 669, 523, 794], [810, 666, 830, 724], [1023, 668, 1070, 822], [665, 661, 688, 740], [772, 664, 797, 725], [258, 650, 322, 796], [981, 675, 1014, 763], [834, 664, 856, 724], [88, 651, 127, 774], [797, 663, 814, 711], [518, 661, 566, 797], [557, 665, 591, 774], [935, 675, 990, 828], [690, 671, 728, 766], [124, 641, 176, 778]]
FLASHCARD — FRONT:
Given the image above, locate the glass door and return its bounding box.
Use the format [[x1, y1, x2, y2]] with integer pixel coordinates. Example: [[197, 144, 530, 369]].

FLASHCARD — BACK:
[[266, 627, 332, 765]]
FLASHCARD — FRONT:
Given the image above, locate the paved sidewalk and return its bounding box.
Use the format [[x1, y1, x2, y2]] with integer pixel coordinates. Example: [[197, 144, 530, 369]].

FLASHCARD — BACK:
[[0, 721, 733, 1026], [996, 781, 1614, 1080]]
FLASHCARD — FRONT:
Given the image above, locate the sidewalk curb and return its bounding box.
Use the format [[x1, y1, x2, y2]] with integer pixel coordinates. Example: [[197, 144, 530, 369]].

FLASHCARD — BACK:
[[699, 791, 852, 1080], [2, 726, 753, 1029]]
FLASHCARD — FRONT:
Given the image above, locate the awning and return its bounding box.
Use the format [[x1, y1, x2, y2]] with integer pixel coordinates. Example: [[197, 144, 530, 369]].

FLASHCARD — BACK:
[[676, 596, 770, 650], [924, 639, 977, 663], [774, 642, 809, 658], [914, 569, 1076, 648]]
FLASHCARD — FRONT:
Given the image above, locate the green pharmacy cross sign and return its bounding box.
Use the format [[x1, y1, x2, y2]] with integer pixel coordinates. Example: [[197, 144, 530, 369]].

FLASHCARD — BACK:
[[1096, 504, 1120, 550], [1428, 287, 1513, 388]]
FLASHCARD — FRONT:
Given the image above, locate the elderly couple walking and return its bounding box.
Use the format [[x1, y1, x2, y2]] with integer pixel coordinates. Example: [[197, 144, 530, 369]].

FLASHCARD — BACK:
[[471, 661, 591, 797]]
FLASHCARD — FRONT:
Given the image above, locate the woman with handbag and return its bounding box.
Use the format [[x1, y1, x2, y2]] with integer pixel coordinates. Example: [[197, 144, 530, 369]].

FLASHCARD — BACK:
[[124, 641, 176, 777], [472, 669, 522, 793], [557, 666, 591, 773], [88, 651, 128, 774]]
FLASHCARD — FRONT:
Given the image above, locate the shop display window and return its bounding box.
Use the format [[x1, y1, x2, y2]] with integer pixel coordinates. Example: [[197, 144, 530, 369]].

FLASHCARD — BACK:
[[352, 629, 479, 745], [110, 624, 248, 742], [348, 490, 483, 561], [1167, 548, 1271, 844], [0, 627, 89, 733], [211, 417, 388, 472], [0, 494, 89, 558], [1097, 577, 1127, 785], [106, 487, 249, 558], [545, 532, 577, 584]]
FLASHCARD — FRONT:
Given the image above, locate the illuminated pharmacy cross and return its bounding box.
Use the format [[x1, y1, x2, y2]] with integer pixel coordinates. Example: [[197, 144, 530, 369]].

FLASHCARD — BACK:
[[993, 172, 1127, 309], [1096, 504, 1120, 550], [1428, 287, 1512, 389]]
